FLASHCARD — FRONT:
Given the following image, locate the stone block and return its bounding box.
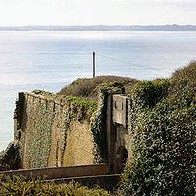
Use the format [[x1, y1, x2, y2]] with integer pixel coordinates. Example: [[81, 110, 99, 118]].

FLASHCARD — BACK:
[[112, 95, 128, 128]]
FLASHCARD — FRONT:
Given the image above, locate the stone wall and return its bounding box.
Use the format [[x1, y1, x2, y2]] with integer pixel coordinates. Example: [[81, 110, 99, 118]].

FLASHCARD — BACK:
[[14, 92, 97, 169], [107, 93, 132, 173], [12, 87, 132, 172]]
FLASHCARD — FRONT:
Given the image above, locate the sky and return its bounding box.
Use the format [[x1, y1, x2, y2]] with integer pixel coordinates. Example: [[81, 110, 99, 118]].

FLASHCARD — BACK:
[[0, 0, 196, 26]]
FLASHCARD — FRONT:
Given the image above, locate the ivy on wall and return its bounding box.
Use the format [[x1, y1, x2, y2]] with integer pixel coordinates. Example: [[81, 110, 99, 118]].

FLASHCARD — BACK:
[[20, 92, 98, 168], [91, 91, 108, 162], [91, 82, 125, 163], [23, 97, 53, 168], [28, 100, 53, 168]]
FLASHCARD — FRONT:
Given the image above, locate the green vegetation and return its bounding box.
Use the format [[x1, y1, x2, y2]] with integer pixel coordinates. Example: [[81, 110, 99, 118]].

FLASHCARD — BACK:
[[119, 62, 196, 195], [0, 175, 110, 196], [1, 62, 195, 195], [67, 96, 98, 113], [91, 90, 108, 162], [58, 76, 137, 100], [32, 89, 64, 100], [24, 99, 54, 168], [20, 62, 196, 194]]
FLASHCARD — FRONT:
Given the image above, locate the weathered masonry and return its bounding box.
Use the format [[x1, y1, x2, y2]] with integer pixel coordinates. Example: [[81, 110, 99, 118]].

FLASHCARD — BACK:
[[113, 94, 128, 128], [107, 93, 131, 173], [14, 92, 96, 169], [13, 91, 132, 174]]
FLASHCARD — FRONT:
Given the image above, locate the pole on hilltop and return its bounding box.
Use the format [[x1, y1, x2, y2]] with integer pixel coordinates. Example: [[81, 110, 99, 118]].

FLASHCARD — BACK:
[[93, 52, 96, 78]]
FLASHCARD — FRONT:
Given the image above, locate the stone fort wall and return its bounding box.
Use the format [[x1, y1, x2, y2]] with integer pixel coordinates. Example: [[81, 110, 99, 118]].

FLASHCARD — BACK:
[[13, 89, 132, 173], [14, 92, 96, 169]]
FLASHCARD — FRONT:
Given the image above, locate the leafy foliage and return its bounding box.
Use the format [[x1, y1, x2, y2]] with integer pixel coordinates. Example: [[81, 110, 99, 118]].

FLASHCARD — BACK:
[[32, 89, 64, 100], [66, 96, 98, 113], [91, 90, 108, 162], [0, 175, 110, 196], [129, 79, 170, 109], [119, 62, 196, 196]]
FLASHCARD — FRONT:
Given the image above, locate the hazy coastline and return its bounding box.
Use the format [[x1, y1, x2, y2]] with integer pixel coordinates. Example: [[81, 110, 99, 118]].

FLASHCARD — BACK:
[[0, 25, 196, 31]]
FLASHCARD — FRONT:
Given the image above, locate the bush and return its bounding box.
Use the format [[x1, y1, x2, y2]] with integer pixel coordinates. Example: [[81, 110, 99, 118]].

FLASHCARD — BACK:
[[119, 62, 196, 196], [0, 175, 110, 196]]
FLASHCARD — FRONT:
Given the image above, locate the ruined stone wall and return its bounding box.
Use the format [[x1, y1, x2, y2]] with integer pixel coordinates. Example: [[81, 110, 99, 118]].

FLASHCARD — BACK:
[[14, 92, 97, 169], [107, 93, 133, 173], [12, 85, 132, 171]]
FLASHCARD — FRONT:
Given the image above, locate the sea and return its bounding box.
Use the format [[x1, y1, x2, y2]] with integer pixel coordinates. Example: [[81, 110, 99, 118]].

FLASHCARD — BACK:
[[0, 31, 196, 151]]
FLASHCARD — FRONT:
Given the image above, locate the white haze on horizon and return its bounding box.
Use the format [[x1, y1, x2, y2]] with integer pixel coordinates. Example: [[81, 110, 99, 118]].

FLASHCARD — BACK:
[[0, 0, 195, 26]]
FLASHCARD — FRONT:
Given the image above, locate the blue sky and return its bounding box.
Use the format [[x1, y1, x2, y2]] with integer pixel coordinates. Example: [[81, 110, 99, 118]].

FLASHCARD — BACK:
[[0, 0, 195, 26]]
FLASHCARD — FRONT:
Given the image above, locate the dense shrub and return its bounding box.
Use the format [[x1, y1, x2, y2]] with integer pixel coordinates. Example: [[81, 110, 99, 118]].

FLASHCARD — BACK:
[[0, 175, 110, 196], [119, 62, 196, 195]]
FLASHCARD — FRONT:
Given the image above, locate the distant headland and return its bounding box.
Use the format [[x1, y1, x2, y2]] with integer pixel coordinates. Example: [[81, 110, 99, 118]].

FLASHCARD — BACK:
[[0, 25, 196, 31]]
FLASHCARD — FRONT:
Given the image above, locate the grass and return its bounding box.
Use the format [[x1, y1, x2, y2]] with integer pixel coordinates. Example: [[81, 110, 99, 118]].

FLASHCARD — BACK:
[[58, 76, 137, 100]]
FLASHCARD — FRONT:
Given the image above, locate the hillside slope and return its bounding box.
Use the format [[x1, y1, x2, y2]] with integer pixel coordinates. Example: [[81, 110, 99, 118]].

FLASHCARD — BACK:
[[58, 76, 137, 100]]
